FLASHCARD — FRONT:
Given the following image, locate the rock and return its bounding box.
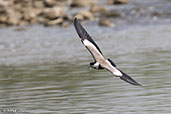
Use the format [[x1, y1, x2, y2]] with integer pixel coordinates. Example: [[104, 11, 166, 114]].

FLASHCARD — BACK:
[[45, 17, 63, 26], [90, 5, 108, 14], [62, 14, 71, 21], [60, 22, 69, 28], [105, 10, 123, 17], [98, 19, 115, 27], [13, 27, 27, 32], [14, 4, 22, 11], [23, 8, 41, 21], [18, 20, 29, 26], [106, 0, 114, 4], [0, 0, 125, 27], [29, 18, 38, 24], [7, 16, 19, 25], [33, 1, 45, 8], [22, 7, 42, 25], [43, 7, 65, 19], [73, 14, 84, 21], [37, 16, 47, 24], [75, 10, 94, 20], [115, 0, 129, 4], [0, 0, 13, 6], [151, 11, 162, 16], [0, 15, 7, 23], [44, 0, 56, 7], [106, 0, 129, 5], [70, 0, 98, 7], [90, 5, 123, 17], [6, 9, 22, 25]]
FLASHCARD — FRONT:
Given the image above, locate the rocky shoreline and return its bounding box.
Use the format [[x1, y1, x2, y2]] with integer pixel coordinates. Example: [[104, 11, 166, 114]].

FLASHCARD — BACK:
[[0, 0, 129, 27]]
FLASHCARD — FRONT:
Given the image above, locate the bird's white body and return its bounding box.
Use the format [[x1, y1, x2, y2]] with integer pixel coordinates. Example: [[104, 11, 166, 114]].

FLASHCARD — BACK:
[[83, 39, 122, 77]]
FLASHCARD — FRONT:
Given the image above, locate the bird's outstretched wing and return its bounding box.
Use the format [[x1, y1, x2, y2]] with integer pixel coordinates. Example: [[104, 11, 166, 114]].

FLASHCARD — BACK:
[[74, 18, 104, 62], [74, 18, 142, 87], [119, 70, 142, 86], [107, 59, 142, 86]]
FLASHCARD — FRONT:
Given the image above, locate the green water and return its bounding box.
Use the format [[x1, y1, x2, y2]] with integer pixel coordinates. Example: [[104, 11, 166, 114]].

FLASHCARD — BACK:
[[0, 23, 171, 114]]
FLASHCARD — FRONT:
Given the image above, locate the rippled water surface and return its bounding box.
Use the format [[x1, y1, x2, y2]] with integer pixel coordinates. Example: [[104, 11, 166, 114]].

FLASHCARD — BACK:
[[0, 24, 171, 114], [0, 1, 171, 113]]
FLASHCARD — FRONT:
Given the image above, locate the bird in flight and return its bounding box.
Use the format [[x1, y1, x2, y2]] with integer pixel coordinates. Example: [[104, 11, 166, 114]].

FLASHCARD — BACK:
[[74, 18, 142, 86]]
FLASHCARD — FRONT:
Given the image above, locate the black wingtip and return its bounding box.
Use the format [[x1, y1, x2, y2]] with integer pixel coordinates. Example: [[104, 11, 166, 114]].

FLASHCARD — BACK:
[[73, 17, 83, 38], [73, 17, 91, 40], [74, 18, 78, 27], [74, 17, 78, 22], [120, 72, 143, 87]]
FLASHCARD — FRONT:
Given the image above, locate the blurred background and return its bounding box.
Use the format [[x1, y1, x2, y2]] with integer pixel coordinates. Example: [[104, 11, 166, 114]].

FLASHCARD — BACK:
[[0, 0, 171, 114]]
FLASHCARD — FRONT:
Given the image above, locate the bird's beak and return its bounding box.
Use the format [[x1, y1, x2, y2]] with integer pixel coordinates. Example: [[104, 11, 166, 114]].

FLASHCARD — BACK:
[[120, 72, 143, 87]]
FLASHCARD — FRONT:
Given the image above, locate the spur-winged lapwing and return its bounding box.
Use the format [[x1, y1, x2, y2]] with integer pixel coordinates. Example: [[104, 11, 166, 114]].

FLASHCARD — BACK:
[[74, 18, 142, 86]]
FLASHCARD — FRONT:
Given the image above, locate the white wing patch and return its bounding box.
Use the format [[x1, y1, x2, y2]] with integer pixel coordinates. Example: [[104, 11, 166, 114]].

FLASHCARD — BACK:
[[83, 39, 104, 59], [83, 39, 101, 55], [113, 69, 123, 77], [83, 39, 122, 76], [106, 60, 122, 76], [83, 39, 92, 46]]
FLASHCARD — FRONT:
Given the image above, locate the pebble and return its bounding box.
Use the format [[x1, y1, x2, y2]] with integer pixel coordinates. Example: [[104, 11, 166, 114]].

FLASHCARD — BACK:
[[44, 0, 56, 7], [90, 5, 108, 14], [0, 15, 7, 23], [43, 7, 65, 19], [23, 8, 40, 21], [45, 18, 63, 26], [106, 0, 129, 5], [6, 9, 22, 25], [98, 19, 115, 27], [78, 10, 94, 20], [70, 0, 98, 7], [60, 22, 69, 28], [105, 10, 123, 17]]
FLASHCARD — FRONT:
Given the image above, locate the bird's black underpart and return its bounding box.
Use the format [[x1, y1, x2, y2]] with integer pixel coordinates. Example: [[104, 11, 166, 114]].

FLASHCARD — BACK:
[[98, 64, 104, 69]]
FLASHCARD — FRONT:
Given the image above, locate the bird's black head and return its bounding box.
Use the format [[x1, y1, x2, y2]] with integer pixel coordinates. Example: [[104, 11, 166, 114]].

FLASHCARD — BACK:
[[89, 62, 104, 70], [89, 62, 96, 67], [90, 62, 99, 69]]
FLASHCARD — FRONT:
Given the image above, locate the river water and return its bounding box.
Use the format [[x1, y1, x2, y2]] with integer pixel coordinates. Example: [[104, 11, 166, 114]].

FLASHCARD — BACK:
[[0, 0, 171, 114]]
